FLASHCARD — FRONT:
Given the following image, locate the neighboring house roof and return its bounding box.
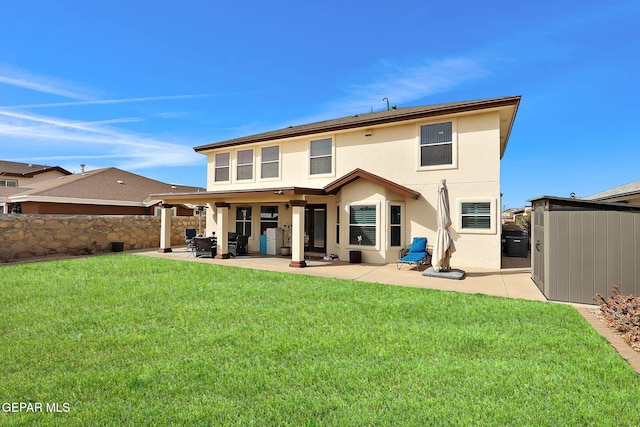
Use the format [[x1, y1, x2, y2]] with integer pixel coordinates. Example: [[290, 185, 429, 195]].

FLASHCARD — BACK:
[[194, 96, 521, 158], [2, 167, 205, 207], [584, 179, 640, 203], [0, 160, 71, 177]]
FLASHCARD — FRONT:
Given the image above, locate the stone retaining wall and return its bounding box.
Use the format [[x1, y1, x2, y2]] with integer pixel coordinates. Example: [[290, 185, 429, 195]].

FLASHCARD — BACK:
[[0, 215, 201, 262]]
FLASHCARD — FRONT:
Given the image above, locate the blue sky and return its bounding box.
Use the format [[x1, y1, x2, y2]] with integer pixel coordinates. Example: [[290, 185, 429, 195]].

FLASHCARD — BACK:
[[1, 1, 638, 208]]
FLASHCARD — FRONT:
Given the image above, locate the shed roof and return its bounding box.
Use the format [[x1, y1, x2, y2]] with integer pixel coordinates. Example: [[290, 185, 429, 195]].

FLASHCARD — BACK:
[[529, 195, 640, 212]]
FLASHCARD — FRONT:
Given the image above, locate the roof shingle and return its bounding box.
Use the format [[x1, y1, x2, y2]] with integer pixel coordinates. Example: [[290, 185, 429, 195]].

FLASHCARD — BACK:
[[194, 96, 521, 152], [1, 167, 205, 204]]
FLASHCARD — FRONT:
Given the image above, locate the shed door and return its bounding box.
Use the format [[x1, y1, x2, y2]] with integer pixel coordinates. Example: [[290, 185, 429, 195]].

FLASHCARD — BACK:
[[532, 205, 545, 291]]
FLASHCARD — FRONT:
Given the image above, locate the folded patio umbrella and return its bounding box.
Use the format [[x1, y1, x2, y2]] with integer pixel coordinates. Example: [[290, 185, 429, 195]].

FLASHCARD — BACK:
[[432, 179, 456, 272]]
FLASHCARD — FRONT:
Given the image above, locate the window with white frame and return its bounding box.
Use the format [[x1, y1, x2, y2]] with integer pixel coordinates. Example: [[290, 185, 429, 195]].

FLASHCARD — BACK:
[[309, 138, 332, 175], [0, 179, 17, 187], [461, 202, 491, 230], [153, 206, 177, 216], [389, 204, 402, 247], [349, 205, 376, 246], [214, 153, 230, 182], [237, 149, 254, 180], [336, 204, 340, 245], [236, 207, 252, 236], [261, 146, 279, 179], [420, 122, 453, 167]]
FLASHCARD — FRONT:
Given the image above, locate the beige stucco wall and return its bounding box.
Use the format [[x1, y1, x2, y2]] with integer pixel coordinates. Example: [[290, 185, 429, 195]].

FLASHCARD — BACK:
[[0, 215, 199, 262], [199, 109, 504, 269]]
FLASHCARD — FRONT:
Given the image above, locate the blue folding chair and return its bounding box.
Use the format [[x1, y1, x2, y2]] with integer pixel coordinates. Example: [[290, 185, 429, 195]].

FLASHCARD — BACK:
[[396, 237, 431, 270]]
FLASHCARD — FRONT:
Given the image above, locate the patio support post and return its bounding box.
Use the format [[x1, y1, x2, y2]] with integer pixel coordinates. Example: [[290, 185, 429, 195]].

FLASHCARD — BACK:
[[289, 200, 307, 268], [157, 204, 173, 253], [214, 202, 231, 259]]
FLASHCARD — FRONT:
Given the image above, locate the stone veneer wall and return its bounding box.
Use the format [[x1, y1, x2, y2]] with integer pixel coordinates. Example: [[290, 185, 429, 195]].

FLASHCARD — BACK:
[[0, 215, 201, 262]]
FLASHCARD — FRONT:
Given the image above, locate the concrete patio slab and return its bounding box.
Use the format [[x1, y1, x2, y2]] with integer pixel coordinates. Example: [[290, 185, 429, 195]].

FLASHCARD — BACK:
[[131, 247, 547, 302]]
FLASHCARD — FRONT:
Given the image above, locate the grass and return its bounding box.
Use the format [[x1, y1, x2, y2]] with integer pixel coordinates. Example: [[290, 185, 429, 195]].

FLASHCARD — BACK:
[[1, 254, 639, 426]]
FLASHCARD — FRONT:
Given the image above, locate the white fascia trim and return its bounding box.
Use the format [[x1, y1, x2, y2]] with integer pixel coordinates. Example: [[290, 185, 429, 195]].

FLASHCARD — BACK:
[[8, 195, 147, 207]]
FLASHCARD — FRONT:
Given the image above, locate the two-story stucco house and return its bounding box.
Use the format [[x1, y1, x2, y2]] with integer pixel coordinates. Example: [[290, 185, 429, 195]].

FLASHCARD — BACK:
[[155, 96, 520, 269]]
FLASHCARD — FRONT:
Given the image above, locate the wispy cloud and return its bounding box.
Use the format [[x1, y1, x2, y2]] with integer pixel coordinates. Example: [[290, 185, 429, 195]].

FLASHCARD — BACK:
[[0, 62, 208, 172], [345, 57, 490, 110], [0, 108, 202, 170], [291, 56, 490, 126], [1, 94, 215, 109], [0, 64, 99, 100]]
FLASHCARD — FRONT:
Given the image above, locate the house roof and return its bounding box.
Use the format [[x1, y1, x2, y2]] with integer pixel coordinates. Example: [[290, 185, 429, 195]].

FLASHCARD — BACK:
[[194, 96, 521, 158], [153, 169, 420, 202], [0, 160, 71, 177], [324, 168, 420, 200], [151, 186, 327, 203], [2, 167, 205, 206], [584, 179, 640, 203]]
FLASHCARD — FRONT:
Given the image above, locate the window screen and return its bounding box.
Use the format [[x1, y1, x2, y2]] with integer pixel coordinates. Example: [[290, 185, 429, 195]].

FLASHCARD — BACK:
[[420, 122, 453, 166], [349, 205, 376, 245], [261, 146, 279, 179], [310, 138, 332, 174], [237, 149, 253, 180], [461, 202, 491, 229], [214, 153, 230, 182]]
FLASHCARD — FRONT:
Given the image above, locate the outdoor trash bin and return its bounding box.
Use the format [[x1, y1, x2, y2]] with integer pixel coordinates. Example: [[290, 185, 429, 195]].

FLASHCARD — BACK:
[[505, 235, 528, 258]]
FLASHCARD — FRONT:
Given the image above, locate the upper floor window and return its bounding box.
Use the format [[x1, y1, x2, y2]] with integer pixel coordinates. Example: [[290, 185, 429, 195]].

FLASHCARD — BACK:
[[420, 122, 453, 167], [214, 153, 230, 182], [310, 138, 332, 175], [0, 179, 17, 187], [237, 149, 254, 180], [261, 146, 279, 179]]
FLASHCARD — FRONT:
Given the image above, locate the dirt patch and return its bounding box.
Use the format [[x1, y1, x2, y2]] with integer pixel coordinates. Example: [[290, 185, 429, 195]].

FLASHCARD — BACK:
[[594, 285, 640, 353]]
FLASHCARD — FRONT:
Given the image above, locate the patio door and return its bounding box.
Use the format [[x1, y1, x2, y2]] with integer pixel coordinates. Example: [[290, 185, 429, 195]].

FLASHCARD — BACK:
[[305, 204, 326, 253]]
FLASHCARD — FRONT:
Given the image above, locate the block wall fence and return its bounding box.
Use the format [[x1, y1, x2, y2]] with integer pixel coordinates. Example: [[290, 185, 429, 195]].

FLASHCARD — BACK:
[[0, 215, 201, 262]]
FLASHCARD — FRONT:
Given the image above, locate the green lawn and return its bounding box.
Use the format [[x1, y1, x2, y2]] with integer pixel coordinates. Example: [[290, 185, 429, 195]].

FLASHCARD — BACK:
[[1, 255, 639, 426]]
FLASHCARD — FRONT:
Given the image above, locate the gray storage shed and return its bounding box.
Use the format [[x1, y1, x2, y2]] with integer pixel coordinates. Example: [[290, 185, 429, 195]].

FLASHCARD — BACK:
[[530, 196, 640, 305]]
